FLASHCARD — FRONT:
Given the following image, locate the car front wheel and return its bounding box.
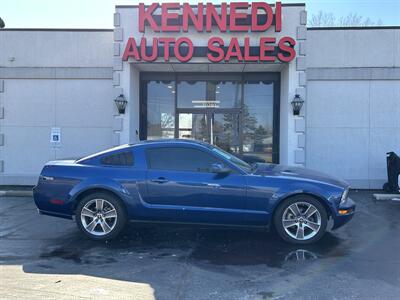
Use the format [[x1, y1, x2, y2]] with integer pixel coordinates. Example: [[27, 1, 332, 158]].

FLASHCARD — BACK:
[[76, 192, 127, 240], [274, 195, 328, 244]]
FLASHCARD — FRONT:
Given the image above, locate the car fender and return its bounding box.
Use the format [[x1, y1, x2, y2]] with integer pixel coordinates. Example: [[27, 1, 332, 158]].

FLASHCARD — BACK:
[[68, 177, 130, 210], [269, 180, 341, 220]]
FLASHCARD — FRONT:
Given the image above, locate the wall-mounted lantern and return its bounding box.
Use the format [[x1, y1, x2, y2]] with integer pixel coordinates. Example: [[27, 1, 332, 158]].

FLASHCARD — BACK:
[[291, 94, 304, 116], [114, 94, 127, 114]]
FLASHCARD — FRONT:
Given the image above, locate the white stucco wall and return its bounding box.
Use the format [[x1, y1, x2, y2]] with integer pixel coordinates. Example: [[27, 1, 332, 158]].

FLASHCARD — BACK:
[[0, 30, 112, 68], [0, 30, 114, 185], [306, 28, 400, 188]]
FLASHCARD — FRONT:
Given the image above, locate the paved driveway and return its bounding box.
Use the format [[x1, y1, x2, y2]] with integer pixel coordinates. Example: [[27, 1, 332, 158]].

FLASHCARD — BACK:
[[1, 191, 400, 300]]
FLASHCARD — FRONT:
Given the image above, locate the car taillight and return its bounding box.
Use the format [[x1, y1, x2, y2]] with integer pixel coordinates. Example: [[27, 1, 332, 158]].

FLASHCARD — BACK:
[[40, 175, 54, 181]]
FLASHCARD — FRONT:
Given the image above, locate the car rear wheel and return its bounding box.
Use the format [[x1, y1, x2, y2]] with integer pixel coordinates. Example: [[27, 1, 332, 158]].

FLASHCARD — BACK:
[[76, 192, 127, 240], [274, 195, 328, 244]]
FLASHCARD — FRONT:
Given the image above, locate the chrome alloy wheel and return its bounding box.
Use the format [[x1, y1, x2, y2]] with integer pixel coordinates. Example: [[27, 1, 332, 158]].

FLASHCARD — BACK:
[[281, 202, 322, 241], [80, 199, 118, 236]]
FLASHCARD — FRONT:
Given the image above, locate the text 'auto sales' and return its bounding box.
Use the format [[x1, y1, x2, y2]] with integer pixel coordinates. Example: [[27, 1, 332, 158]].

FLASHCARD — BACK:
[[122, 2, 296, 63]]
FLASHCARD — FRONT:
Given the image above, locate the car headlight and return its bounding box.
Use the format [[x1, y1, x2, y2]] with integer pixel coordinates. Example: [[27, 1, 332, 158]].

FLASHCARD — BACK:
[[340, 188, 349, 205]]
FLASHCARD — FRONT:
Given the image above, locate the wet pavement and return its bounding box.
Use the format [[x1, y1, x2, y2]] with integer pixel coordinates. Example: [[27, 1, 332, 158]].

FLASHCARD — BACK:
[[1, 190, 400, 299]]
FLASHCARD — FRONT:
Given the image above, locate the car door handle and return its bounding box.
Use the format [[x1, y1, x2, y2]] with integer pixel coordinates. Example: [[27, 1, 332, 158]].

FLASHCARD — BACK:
[[151, 177, 169, 184], [207, 183, 220, 188]]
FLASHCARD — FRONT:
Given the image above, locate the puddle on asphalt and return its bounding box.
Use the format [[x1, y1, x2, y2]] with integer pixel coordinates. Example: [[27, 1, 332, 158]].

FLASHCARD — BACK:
[[39, 246, 117, 265], [40, 248, 83, 263], [186, 229, 350, 268], [37, 224, 351, 269], [39, 237, 117, 265], [258, 291, 275, 299]]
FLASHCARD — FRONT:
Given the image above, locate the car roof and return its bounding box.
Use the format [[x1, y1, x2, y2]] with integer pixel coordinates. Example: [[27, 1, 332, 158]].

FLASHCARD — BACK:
[[78, 139, 209, 162], [129, 139, 210, 148]]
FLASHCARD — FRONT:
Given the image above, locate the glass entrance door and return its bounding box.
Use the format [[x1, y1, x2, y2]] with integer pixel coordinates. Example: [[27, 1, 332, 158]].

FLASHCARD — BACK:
[[177, 112, 240, 154], [178, 113, 208, 142]]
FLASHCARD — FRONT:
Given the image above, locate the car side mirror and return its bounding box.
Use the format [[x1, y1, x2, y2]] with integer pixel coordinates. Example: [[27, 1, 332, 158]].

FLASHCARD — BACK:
[[211, 163, 231, 174]]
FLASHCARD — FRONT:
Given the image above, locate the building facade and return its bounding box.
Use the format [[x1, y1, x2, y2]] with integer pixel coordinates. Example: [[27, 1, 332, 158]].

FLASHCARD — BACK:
[[0, 2, 399, 188]]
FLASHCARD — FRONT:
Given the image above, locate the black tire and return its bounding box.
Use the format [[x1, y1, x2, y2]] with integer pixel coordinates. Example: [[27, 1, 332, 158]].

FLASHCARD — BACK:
[[76, 192, 127, 240], [273, 195, 328, 244], [383, 182, 391, 193]]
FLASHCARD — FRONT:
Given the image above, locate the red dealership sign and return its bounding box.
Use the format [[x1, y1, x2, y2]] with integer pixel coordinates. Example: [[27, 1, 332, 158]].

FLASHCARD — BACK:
[[122, 2, 296, 63]]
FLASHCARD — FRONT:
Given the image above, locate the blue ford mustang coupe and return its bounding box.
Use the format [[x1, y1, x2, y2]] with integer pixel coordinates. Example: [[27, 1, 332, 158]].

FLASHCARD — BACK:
[[33, 139, 355, 244]]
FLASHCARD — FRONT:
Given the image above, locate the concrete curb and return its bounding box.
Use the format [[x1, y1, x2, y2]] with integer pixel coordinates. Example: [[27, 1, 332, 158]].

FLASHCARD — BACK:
[[373, 193, 400, 201], [0, 190, 33, 197]]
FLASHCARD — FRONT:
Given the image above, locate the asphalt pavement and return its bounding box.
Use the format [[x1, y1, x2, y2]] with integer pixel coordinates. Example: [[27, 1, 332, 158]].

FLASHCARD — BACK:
[[1, 190, 400, 300]]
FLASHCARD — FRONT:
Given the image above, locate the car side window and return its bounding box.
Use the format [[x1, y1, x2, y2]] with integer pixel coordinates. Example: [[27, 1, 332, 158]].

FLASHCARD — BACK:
[[146, 147, 224, 173], [101, 151, 134, 166]]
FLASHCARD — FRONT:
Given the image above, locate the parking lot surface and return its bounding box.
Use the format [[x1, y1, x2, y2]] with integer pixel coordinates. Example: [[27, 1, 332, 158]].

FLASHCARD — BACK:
[[1, 190, 400, 300]]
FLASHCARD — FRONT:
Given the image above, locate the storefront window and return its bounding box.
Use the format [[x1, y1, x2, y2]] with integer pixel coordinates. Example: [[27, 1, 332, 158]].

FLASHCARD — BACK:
[[243, 80, 275, 162], [177, 81, 207, 108], [211, 113, 240, 154], [177, 80, 240, 109], [215, 81, 241, 108], [146, 80, 175, 140], [141, 74, 279, 163]]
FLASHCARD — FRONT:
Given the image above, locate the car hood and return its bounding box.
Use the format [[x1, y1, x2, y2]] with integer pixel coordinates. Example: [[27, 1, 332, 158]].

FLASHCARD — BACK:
[[252, 163, 349, 189]]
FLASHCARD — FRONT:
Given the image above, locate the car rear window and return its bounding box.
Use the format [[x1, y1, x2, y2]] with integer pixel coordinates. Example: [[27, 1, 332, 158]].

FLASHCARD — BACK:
[[101, 151, 134, 166]]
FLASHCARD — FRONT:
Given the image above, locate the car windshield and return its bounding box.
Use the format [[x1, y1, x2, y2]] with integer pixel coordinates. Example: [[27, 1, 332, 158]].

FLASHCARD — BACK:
[[209, 145, 252, 173]]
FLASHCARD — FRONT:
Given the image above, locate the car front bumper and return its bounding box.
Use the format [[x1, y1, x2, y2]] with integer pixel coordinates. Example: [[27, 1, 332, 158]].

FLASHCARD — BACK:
[[332, 197, 356, 230]]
